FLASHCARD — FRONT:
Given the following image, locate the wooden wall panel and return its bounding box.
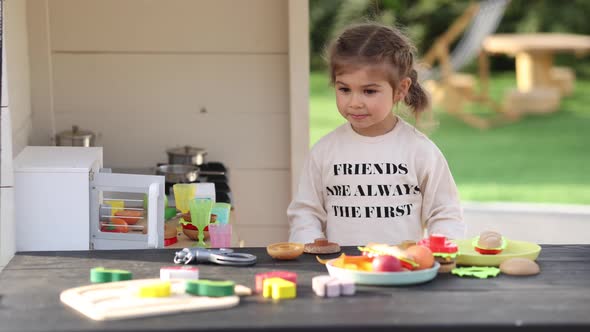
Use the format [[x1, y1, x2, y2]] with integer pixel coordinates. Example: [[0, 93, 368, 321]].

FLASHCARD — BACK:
[[230, 169, 290, 226], [51, 54, 289, 115], [53, 111, 290, 169], [51, 53, 290, 169], [49, 0, 288, 53], [27, 0, 56, 146], [233, 224, 289, 247]]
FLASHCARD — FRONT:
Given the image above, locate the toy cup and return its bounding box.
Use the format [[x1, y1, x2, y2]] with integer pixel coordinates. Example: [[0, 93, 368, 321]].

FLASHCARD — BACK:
[[173, 184, 196, 224], [189, 198, 213, 248], [208, 224, 232, 248]]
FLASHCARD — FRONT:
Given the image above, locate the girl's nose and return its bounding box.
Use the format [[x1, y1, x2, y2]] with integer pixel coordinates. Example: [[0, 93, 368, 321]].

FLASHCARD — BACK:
[[349, 93, 364, 109]]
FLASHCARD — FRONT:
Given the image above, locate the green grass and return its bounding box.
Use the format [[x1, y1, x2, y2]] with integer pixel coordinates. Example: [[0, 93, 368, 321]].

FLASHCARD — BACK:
[[310, 71, 590, 205]]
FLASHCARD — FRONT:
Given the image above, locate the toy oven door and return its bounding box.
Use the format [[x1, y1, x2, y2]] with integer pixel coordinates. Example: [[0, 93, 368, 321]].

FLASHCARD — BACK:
[[90, 171, 165, 249]]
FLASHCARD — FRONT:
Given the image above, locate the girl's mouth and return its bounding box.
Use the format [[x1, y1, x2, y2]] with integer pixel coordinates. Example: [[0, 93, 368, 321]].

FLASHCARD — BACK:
[[349, 114, 369, 120]]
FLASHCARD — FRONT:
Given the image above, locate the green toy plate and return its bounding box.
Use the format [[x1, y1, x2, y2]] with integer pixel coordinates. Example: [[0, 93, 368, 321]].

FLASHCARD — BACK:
[[454, 238, 541, 266], [325, 260, 440, 286]]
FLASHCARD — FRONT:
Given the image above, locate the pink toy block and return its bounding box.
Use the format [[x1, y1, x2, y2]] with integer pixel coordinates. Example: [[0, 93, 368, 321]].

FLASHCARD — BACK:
[[255, 271, 297, 294]]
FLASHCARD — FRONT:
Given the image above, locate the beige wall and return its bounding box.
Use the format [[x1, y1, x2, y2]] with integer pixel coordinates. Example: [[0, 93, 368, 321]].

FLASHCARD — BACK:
[[26, 0, 304, 246], [5, 0, 31, 155], [2, 0, 32, 266]]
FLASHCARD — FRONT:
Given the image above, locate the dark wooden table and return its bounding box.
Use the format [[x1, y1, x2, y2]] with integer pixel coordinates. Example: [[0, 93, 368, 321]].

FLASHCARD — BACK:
[[1, 245, 589, 332]]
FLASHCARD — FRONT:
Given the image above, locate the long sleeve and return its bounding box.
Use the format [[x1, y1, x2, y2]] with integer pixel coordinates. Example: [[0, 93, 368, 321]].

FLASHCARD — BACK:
[[418, 146, 466, 240], [287, 152, 327, 243]]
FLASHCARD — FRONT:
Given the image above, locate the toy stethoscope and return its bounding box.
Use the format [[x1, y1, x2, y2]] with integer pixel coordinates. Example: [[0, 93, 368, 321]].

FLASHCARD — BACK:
[[174, 247, 257, 266]]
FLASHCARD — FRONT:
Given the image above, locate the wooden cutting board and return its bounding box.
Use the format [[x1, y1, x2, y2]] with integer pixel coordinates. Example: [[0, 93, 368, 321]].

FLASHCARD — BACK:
[[60, 278, 240, 321]]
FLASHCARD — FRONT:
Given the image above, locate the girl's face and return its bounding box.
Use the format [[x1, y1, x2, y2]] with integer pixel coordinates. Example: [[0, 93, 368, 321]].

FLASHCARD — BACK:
[[334, 65, 401, 137]]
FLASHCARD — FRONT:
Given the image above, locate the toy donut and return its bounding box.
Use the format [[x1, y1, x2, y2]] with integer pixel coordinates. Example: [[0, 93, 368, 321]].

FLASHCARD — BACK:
[[266, 242, 304, 260], [304, 238, 341, 254]]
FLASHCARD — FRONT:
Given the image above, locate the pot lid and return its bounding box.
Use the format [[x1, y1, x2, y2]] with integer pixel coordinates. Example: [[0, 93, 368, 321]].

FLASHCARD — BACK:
[[156, 164, 198, 174], [57, 125, 95, 139], [167, 146, 207, 156]]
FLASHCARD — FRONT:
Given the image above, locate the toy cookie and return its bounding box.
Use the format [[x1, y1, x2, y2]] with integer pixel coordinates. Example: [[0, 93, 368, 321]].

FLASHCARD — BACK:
[[304, 238, 341, 254]]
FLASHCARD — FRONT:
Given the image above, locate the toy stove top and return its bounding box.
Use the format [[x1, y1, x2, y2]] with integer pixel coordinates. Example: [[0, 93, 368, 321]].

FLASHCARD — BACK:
[[112, 162, 232, 205], [160, 162, 232, 204]]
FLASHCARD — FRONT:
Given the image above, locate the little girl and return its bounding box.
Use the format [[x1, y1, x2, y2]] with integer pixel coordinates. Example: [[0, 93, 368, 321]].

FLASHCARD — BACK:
[[288, 23, 465, 246]]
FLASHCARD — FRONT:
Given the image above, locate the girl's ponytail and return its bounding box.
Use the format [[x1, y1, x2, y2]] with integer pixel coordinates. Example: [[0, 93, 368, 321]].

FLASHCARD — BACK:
[[404, 69, 429, 113]]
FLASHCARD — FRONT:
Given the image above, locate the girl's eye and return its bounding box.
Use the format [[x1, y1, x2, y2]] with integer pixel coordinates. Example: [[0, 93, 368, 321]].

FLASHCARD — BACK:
[[338, 87, 350, 93], [364, 89, 377, 95]]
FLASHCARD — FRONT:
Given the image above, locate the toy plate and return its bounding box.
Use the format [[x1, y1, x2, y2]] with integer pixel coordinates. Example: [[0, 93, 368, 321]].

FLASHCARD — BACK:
[[325, 260, 440, 286], [455, 238, 541, 266]]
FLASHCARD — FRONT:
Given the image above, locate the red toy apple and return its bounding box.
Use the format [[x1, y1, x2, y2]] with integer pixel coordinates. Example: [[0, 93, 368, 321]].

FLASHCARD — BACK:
[[372, 255, 402, 272]]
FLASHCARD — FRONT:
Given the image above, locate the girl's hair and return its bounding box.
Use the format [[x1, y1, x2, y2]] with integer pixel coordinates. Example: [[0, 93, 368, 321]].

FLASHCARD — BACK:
[[327, 23, 429, 114]]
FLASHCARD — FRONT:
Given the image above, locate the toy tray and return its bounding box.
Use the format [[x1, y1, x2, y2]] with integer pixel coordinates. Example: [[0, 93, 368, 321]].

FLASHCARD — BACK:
[[455, 238, 541, 266], [60, 278, 239, 321], [325, 260, 440, 286]]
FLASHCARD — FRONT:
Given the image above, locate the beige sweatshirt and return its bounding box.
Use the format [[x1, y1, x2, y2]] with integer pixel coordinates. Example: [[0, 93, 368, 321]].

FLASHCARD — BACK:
[[288, 117, 465, 246]]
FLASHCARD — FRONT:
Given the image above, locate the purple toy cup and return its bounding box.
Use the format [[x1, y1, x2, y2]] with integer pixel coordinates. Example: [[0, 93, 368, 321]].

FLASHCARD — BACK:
[[208, 224, 232, 248]]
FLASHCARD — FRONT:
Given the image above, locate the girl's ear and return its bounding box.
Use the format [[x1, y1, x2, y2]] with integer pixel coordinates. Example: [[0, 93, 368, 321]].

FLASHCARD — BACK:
[[395, 77, 412, 102]]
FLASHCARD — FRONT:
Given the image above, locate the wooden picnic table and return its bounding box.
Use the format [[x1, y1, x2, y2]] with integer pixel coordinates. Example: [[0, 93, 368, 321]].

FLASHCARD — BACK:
[[1, 245, 590, 332], [482, 33, 590, 92]]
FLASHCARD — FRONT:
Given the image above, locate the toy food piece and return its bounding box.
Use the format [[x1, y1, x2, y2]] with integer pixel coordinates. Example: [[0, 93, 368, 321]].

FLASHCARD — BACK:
[[101, 218, 129, 233], [164, 206, 178, 220], [304, 238, 341, 254], [478, 231, 502, 248], [312, 275, 355, 297], [357, 244, 418, 270], [474, 231, 507, 255], [267, 242, 304, 260], [418, 234, 458, 273], [372, 255, 402, 272], [262, 277, 296, 300], [435, 258, 456, 273], [164, 220, 178, 246], [182, 223, 210, 241], [399, 240, 417, 250], [137, 281, 171, 298], [114, 210, 143, 225], [160, 266, 199, 280], [90, 267, 132, 283], [451, 266, 501, 279], [186, 280, 235, 297], [318, 253, 375, 272], [255, 271, 298, 294], [234, 284, 253, 296], [312, 276, 340, 297], [404, 245, 435, 270], [499, 258, 540, 276]]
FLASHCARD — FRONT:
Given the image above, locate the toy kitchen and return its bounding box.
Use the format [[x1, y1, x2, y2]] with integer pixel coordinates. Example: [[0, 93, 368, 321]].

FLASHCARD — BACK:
[[13, 146, 232, 251]]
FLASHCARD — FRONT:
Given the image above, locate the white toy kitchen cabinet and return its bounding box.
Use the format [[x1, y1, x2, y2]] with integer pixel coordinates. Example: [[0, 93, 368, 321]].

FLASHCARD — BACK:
[[14, 146, 165, 251]]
